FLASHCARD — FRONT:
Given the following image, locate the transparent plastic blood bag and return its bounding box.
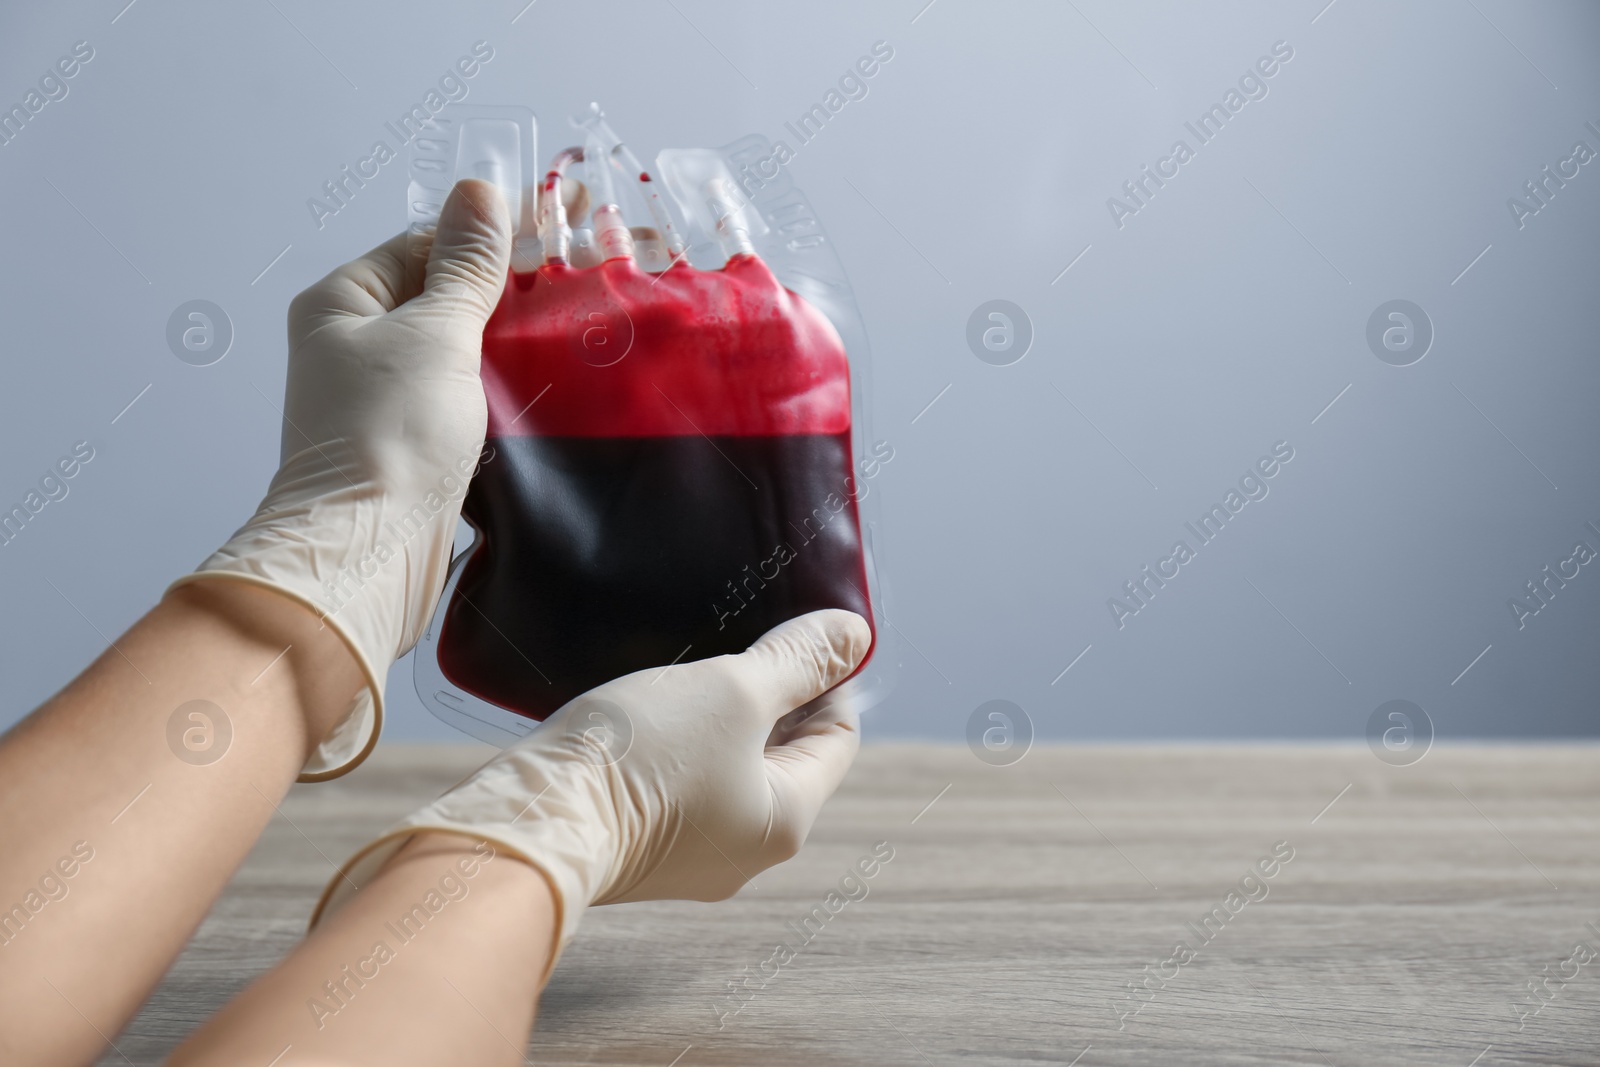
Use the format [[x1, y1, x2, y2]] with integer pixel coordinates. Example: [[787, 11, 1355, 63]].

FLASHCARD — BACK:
[[435, 251, 872, 719], [417, 113, 883, 731]]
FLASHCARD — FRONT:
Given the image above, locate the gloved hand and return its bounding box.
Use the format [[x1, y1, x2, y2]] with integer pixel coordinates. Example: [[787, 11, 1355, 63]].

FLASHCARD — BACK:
[[170, 180, 512, 780], [309, 609, 870, 980]]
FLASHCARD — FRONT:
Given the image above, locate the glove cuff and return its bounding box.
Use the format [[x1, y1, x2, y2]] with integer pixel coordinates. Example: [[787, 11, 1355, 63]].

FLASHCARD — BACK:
[[172, 440, 462, 780], [311, 746, 624, 983], [165, 569, 385, 781], [171, 442, 405, 780]]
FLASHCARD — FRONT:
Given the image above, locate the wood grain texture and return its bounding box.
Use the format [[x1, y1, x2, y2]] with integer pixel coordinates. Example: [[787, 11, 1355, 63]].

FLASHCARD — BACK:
[[101, 743, 1600, 1066]]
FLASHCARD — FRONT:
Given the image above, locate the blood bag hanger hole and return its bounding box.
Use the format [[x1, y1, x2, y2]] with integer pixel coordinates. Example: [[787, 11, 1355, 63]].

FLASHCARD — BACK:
[[406, 106, 537, 278], [454, 117, 531, 236]]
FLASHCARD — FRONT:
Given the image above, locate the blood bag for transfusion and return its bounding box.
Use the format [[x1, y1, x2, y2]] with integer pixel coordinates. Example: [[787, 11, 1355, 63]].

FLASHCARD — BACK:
[[410, 105, 894, 745]]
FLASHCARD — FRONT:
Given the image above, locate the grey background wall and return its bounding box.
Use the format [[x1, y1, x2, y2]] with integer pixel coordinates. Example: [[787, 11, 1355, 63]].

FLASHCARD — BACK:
[[2, 0, 1596, 745]]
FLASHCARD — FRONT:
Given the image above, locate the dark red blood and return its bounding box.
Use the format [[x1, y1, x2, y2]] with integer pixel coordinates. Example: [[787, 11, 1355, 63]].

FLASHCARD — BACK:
[[437, 253, 874, 720]]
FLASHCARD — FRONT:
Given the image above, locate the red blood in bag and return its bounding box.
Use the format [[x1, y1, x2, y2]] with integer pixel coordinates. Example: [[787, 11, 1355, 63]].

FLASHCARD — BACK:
[[436, 253, 875, 719]]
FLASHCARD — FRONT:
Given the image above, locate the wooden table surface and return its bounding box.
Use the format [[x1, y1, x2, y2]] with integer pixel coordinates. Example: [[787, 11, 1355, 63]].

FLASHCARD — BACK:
[[105, 743, 1599, 1066]]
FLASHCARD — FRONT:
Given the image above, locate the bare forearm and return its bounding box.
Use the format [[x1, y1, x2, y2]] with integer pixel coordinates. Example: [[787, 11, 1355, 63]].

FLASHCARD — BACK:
[[169, 831, 555, 1067], [0, 580, 362, 1065]]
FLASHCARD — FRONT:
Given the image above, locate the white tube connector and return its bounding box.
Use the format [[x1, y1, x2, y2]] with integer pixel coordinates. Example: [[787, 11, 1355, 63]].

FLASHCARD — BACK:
[[592, 203, 635, 261], [705, 178, 755, 258], [536, 172, 571, 264]]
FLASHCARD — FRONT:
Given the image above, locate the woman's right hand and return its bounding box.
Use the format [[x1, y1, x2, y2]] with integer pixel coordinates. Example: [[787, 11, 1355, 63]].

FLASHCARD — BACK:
[[311, 608, 871, 980]]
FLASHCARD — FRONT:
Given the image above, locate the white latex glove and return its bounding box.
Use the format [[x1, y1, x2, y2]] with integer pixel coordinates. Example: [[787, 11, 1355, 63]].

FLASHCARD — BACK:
[[169, 181, 512, 780], [310, 609, 871, 979]]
